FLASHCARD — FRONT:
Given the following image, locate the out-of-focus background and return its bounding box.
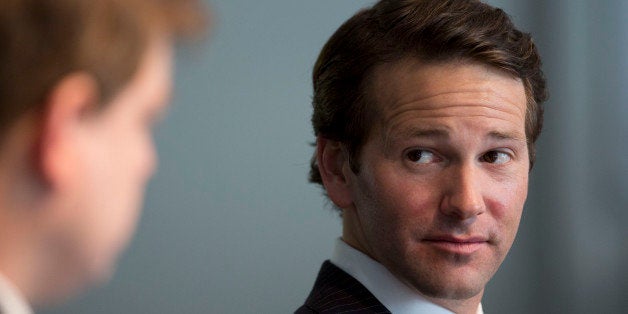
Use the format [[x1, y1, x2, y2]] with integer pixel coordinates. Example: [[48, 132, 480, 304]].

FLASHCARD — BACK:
[[43, 1, 627, 313]]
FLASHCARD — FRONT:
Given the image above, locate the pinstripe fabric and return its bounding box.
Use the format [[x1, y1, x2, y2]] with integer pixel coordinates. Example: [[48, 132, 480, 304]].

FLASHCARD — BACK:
[[295, 261, 391, 314]]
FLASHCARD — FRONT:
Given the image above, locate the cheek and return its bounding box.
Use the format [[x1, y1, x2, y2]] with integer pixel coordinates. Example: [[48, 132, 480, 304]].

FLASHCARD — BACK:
[[135, 133, 157, 180], [357, 170, 438, 237], [378, 168, 441, 212], [488, 174, 528, 240], [118, 127, 157, 182]]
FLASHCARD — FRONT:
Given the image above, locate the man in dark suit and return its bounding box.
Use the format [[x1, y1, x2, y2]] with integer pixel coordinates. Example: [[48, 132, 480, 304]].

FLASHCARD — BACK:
[[297, 0, 547, 313], [0, 1, 205, 312]]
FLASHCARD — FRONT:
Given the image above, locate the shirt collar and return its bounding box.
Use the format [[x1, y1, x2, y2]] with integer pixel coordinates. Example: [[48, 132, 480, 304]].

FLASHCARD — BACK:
[[330, 238, 484, 314], [0, 271, 33, 314]]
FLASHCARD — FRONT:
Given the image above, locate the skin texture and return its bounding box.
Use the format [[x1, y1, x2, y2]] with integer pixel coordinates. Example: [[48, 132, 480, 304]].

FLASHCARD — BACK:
[[318, 59, 529, 314]]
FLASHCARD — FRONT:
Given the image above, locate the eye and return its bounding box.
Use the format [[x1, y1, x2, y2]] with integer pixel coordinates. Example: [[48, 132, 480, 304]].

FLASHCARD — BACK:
[[406, 149, 438, 164], [481, 151, 511, 164]]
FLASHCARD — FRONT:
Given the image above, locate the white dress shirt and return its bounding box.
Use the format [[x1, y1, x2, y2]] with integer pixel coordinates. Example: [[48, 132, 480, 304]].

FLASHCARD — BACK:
[[330, 238, 484, 314], [0, 272, 32, 314]]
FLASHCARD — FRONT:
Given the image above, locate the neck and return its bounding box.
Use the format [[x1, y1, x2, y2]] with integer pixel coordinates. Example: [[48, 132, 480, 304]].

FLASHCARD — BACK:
[[425, 292, 483, 314], [0, 201, 78, 307], [0, 216, 39, 305], [0, 171, 53, 305]]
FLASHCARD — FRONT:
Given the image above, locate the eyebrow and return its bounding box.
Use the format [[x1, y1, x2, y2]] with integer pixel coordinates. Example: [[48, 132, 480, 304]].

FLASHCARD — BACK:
[[486, 131, 526, 142], [395, 127, 450, 140], [382, 127, 449, 149], [403, 128, 449, 138], [385, 127, 526, 144]]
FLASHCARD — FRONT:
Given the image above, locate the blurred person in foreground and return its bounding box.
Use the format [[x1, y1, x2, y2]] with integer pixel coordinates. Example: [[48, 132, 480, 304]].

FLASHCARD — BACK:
[[297, 0, 547, 313], [0, 0, 205, 312]]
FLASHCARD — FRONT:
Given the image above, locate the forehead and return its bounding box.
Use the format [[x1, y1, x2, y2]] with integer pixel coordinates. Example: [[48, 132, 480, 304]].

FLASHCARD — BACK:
[[366, 58, 527, 138]]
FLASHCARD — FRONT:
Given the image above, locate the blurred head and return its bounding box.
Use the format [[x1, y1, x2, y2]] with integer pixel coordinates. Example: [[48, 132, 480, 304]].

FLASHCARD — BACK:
[[0, 0, 205, 305]]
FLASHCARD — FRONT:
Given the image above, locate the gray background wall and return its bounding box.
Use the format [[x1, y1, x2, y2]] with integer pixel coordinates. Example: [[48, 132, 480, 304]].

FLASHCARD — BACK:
[[44, 1, 627, 313]]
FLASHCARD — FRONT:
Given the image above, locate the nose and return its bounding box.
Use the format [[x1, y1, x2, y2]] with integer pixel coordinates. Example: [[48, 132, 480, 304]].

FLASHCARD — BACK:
[[440, 163, 486, 220]]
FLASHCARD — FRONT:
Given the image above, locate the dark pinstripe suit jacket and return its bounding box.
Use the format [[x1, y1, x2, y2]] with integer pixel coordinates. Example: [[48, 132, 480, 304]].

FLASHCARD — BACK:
[[295, 261, 391, 314]]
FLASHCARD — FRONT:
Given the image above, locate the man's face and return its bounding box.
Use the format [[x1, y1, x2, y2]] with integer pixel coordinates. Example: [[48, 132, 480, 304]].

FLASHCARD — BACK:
[[56, 37, 173, 287], [343, 59, 528, 301]]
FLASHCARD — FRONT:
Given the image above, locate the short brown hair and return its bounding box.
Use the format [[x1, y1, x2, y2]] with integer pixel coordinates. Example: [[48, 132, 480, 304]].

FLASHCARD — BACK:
[[309, 0, 547, 185], [0, 0, 206, 137]]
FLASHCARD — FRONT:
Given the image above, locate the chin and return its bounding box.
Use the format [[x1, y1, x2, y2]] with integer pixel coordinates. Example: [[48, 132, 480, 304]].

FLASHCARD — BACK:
[[61, 249, 118, 298], [410, 272, 487, 301], [86, 250, 119, 284], [390, 259, 486, 301], [422, 283, 483, 300], [36, 266, 109, 307]]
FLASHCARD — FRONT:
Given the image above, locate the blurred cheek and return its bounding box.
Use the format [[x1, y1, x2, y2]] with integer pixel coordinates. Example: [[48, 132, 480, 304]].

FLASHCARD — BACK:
[[142, 136, 157, 180], [129, 128, 158, 182]]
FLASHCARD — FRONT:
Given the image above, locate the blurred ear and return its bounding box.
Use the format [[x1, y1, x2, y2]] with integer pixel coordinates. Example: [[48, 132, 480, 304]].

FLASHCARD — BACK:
[[37, 73, 98, 190], [316, 137, 353, 209]]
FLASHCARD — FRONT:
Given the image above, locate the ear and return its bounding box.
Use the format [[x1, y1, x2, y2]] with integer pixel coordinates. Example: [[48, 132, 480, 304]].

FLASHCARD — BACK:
[[316, 137, 354, 209], [37, 73, 98, 190]]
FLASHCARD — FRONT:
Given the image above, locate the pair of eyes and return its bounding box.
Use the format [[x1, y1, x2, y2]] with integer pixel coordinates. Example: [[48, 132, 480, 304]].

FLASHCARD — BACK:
[[406, 149, 512, 165]]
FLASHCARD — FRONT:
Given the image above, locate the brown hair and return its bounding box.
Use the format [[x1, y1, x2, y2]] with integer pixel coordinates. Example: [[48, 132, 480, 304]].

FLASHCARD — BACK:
[[0, 0, 206, 137], [309, 0, 547, 185]]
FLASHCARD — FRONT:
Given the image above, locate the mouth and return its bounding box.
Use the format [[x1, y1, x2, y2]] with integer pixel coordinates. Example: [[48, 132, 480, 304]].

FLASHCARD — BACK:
[[422, 236, 489, 255]]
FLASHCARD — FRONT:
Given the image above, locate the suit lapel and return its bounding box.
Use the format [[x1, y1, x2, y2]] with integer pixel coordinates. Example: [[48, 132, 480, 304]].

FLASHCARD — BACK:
[[296, 261, 391, 313]]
